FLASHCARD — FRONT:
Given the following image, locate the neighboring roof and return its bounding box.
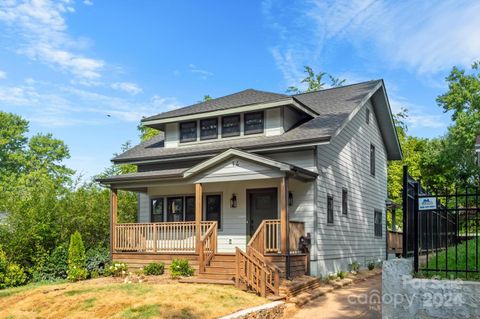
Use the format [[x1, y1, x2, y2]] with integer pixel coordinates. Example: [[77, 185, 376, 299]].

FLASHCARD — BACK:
[[99, 148, 318, 186], [143, 89, 289, 122], [113, 79, 401, 163]]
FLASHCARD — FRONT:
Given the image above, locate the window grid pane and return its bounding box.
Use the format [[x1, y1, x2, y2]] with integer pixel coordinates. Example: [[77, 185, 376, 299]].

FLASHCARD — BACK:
[[244, 111, 264, 135], [342, 189, 348, 215], [200, 118, 218, 140], [327, 195, 334, 224], [206, 194, 221, 229], [180, 121, 197, 142], [222, 115, 240, 137], [374, 210, 382, 237], [370, 144, 376, 176]]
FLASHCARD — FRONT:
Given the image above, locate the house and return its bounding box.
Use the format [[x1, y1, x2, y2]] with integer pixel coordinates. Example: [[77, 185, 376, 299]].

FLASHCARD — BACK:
[[98, 80, 402, 295]]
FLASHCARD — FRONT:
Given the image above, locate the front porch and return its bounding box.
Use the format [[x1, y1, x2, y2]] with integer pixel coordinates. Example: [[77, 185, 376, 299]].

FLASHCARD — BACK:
[[101, 149, 317, 296]]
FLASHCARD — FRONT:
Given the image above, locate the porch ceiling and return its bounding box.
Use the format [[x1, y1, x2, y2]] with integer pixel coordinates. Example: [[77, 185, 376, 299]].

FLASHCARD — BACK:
[[96, 148, 317, 189]]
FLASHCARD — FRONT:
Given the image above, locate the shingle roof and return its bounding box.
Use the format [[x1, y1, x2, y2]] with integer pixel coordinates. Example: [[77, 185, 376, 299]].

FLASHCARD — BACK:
[[113, 80, 383, 163], [143, 89, 289, 121]]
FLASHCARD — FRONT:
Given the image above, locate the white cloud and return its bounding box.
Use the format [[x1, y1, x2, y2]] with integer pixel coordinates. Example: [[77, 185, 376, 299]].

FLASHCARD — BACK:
[[83, 0, 93, 5], [188, 64, 213, 79], [0, 0, 104, 80], [264, 0, 480, 82], [389, 96, 448, 130], [0, 70, 6, 79], [111, 82, 143, 95]]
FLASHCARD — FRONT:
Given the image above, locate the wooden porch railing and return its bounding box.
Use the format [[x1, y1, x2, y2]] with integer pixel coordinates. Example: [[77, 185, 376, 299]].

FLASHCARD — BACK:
[[248, 219, 305, 255], [114, 221, 215, 253], [198, 221, 218, 273], [235, 248, 280, 297]]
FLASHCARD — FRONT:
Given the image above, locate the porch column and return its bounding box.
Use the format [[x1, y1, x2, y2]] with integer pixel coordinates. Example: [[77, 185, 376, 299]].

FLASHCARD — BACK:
[[110, 188, 118, 256], [195, 183, 203, 254], [280, 176, 289, 254]]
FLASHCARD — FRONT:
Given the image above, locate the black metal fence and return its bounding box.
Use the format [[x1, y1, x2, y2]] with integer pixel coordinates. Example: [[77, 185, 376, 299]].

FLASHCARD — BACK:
[[403, 165, 480, 279]]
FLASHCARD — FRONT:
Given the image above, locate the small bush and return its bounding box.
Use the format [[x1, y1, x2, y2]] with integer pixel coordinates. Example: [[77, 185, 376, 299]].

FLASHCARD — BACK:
[[367, 262, 375, 271], [32, 244, 68, 282], [86, 246, 109, 277], [106, 262, 128, 277], [0, 246, 27, 289], [326, 272, 337, 281], [67, 231, 87, 281], [4, 263, 27, 287], [337, 271, 347, 279], [349, 261, 360, 272], [170, 259, 194, 278], [144, 262, 165, 276]]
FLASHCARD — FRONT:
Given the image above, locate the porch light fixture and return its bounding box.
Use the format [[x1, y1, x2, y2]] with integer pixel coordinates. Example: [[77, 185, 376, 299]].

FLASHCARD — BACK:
[[288, 191, 293, 206], [230, 193, 237, 208]]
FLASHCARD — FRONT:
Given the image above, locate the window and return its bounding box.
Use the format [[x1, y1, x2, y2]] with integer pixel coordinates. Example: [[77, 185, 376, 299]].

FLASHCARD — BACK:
[[327, 195, 334, 224], [180, 121, 197, 142], [167, 197, 183, 222], [151, 198, 164, 222], [184, 196, 196, 221], [205, 194, 222, 229], [200, 118, 218, 140], [370, 144, 376, 176], [366, 108, 370, 124], [374, 210, 382, 237], [244, 111, 264, 135], [342, 188, 348, 215], [222, 115, 240, 137]]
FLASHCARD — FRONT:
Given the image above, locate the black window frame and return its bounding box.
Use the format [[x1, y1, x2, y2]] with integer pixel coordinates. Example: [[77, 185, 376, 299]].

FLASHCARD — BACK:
[[244, 111, 264, 135], [221, 114, 241, 138], [366, 108, 370, 124], [151, 197, 164, 222], [370, 144, 376, 176], [179, 121, 197, 143], [205, 194, 222, 229], [374, 209, 382, 237], [342, 188, 348, 215], [184, 196, 196, 221], [200, 117, 218, 140], [327, 194, 334, 224]]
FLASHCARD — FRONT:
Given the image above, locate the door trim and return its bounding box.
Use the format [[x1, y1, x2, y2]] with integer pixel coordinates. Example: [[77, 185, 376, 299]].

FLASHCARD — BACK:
[[246, 187, 278, 240]]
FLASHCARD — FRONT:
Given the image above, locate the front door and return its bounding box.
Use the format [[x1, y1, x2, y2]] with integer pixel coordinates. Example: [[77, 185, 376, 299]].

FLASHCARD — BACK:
[[247, 188, 278, 238]]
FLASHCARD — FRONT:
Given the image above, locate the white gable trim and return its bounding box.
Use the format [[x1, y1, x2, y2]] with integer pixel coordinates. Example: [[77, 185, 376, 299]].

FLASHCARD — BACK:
[[183, 149, 291, 178]]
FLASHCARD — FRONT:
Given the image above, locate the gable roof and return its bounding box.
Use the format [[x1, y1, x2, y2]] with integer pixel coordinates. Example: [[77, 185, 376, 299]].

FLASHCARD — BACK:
[[113, 80, 402, 163], [143, 89, 289, 122]]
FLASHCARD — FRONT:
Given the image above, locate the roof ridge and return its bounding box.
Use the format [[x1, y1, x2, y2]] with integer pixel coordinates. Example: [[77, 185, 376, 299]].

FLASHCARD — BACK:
[[291, 79, 382, 97]]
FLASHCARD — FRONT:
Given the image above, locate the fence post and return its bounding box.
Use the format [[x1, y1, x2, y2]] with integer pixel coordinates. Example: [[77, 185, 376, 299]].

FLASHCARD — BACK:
[[402, 165, 408, 258], [413, 182, 420, 273]]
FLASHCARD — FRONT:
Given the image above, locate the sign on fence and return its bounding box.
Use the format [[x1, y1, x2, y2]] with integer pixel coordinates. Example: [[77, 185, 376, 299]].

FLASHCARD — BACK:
[[418, 197, 437, 210]]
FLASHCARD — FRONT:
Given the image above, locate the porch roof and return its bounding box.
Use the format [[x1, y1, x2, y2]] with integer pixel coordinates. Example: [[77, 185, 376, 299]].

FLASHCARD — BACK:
[[97, 148, 318, 188]]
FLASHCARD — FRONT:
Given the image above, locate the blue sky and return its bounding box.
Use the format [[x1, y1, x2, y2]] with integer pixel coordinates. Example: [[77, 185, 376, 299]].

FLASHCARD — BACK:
[[0, 0, 479, 179]]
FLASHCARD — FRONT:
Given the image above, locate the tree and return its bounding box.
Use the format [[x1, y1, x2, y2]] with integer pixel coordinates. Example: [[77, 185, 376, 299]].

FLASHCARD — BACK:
[[67, 231, 87, 281], [286, 66, 346, 94]]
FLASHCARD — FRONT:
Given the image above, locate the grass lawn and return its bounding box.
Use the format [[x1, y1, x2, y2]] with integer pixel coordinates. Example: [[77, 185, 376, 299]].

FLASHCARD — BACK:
[[0, 276, 267, 319], [420, 239, 480, 280]]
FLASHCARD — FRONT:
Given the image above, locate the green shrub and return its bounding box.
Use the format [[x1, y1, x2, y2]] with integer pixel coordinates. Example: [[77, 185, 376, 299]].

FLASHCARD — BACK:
[[143, 262, 165, 276], [105, 262, 128, 277], [67, 231, 87, 281], [367, 262, 375, 271], [349, 261, 360, 272], [337, 271, 347, 279], [86, 246, 109, 277], [32, 244, 68, 282], [0, 246, 27, 289], [169, 259, 194, 278]]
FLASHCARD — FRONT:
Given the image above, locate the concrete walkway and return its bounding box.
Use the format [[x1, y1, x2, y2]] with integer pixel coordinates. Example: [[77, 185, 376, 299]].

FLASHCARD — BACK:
[[289, 274, 381, 319]]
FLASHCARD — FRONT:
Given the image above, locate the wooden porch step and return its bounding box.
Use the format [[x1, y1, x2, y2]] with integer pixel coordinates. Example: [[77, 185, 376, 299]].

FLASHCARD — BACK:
[[208, 261, 236, 268], [179, 278, 235, 285], [203, 266, 236, 274], [197, 272, 235, 281], [211, 253, 236, 262]]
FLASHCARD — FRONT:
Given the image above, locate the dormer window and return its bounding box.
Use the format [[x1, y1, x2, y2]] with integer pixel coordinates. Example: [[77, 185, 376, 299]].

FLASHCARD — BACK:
[[200, 118, 218, 140], [180, 121, 197, 143], [244, 111, 264, 135], [222, 115, 240, 137]]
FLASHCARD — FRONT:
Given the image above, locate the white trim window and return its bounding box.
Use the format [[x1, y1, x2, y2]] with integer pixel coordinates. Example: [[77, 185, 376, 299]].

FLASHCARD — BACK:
[[180, 121, 197, 142]]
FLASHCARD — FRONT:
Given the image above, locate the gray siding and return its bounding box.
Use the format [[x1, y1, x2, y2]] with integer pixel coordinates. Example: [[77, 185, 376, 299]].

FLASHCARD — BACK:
[[137, 193, 150, 222], [314, 99, 387, 275]]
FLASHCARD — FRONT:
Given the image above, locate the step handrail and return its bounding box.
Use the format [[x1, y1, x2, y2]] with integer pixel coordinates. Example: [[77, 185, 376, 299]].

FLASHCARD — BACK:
[[235, 247, 276, 297], [198, 221, 217, 273]]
